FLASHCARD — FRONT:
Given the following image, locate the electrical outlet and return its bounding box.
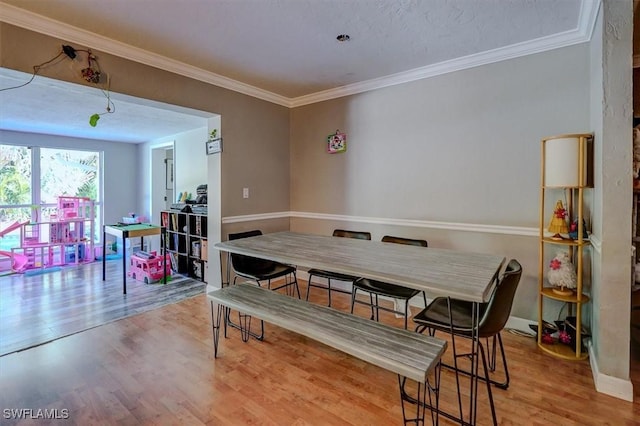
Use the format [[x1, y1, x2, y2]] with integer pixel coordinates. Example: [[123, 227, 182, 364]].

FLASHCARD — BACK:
[[243, 188, 249, 199]]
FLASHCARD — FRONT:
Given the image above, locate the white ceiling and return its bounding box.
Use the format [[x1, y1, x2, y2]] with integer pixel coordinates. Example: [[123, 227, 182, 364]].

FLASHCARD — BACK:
[[0, 0, 596, 143]]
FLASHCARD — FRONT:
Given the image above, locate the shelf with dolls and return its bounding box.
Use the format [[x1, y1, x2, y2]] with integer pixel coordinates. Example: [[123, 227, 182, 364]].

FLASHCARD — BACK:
[[537, 134, 592, 361]]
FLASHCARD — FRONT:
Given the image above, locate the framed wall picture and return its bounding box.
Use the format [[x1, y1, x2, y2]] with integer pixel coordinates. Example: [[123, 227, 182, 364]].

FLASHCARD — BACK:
[[327, 131, 346, 154], [206, 137, 223, 155]]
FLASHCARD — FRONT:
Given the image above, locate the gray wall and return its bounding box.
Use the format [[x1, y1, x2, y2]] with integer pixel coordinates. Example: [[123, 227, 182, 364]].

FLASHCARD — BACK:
[[1, 3, 634, 397], [291, 46, 590, 225], [0, 23, 292, 223], [290, 44, 592, 324]]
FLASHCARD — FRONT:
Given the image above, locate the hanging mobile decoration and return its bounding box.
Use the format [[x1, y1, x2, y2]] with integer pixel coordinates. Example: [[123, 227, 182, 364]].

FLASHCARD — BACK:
[[89, 73, 115, 127], [81, 50, 101, 84], [0, 44, 115, 127]]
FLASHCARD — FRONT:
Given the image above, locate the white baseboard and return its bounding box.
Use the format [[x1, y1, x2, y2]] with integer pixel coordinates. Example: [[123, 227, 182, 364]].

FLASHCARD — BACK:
[[504, 316, 537, 334], [495, 317, 635, 403], [588, 342, 634, 402]]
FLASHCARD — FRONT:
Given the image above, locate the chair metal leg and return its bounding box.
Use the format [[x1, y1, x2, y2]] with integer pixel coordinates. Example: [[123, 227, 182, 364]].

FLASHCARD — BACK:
[[494, 333, 510, 389], [374, 294, 380, 321], [403, 299, 410, 330], [268, 272, 301, 299], [478, 341, 498, 425], [426, 340, 510, 390], [293, 272, 301, 299], [488, 336, 497, 371], [305, 274, 314, 301], [414, 303, 504, 425], [225, 308, 265, 341], [226, 277, 265, 341], [350, 288, 357, 314], [306, 274, 333, 306]]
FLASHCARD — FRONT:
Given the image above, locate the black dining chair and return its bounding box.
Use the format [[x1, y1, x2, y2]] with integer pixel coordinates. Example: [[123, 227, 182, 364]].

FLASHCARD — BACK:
[[412, 259, 522, 425], [350, 235, 428, 329], [226, 230, 301, 341], [305, 229, 371, 307], [227, 230, 300, 298]]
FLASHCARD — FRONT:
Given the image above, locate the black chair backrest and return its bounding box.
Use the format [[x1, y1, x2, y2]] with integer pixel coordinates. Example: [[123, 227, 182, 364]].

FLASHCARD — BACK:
[[381, 235, 428, 247], [333, 229, 371, 240], [478, 259, 523, 338], [228, 230, 273, 274], [229, 230, 262, 241]]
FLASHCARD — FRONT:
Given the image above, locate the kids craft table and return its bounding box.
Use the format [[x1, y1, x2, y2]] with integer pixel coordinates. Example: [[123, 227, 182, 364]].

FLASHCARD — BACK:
[[102, 223, 166, 294]]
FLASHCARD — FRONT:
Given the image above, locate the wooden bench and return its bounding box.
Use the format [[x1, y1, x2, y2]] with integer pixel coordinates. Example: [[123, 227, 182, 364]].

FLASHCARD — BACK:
[[207, 283, 447, 424]]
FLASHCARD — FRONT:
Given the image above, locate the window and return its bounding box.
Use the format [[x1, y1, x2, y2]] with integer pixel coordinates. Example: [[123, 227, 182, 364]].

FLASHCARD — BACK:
[[0, 144, 102, 250]]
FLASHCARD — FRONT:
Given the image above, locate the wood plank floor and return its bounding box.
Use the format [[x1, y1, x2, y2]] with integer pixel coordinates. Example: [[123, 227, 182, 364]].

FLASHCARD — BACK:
[[0, 270, 639, 425], [0, 261, 205, 356]]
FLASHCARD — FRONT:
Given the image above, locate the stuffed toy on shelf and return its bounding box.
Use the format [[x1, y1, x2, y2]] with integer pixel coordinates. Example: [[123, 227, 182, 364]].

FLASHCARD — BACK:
[[547, 251, 577, 296]]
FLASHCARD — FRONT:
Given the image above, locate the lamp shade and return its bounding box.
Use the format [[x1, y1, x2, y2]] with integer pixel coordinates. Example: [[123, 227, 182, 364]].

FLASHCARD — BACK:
[[543, 134, 592, 188]]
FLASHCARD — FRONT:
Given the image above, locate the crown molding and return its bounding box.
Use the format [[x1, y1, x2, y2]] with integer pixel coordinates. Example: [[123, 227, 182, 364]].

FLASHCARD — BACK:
[[0, 3, 290, 107], [290, 0, 602, 107], [1, 1, 600, 109]]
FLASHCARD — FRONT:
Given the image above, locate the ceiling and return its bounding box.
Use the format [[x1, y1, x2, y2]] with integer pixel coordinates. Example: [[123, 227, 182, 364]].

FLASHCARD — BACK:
[[0, 68, 214, 143], [0, 0, 597, 143]]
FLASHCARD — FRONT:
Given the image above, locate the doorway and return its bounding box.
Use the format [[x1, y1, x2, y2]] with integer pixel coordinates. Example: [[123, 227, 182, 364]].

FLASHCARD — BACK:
[[151, 143, 175, 224]]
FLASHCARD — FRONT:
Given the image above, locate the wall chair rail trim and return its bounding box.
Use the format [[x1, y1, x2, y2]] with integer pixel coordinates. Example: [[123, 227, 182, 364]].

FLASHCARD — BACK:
[[223, 211, 538, 237]]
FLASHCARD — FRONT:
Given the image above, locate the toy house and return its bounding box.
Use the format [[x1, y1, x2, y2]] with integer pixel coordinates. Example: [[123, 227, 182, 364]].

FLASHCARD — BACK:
[[10, 196, 95, 270]]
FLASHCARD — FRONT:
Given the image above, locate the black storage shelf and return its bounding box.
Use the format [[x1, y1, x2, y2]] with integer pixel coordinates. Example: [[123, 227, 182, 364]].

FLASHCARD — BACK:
[[161, 210, 208, 282]]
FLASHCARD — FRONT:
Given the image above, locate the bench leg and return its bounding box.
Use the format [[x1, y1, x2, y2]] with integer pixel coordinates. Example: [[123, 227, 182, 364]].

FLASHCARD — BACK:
[[398, 360, 441, 425], [238, 312, 253, 342], [210, 301, 226, 358]]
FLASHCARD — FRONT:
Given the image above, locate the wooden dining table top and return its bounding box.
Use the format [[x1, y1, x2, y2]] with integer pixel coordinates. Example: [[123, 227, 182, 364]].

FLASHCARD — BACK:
[[215, 231, 506, 303]]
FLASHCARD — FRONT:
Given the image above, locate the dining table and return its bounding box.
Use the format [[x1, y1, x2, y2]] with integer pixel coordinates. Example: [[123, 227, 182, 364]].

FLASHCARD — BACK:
[[215, 231, 506, 425]]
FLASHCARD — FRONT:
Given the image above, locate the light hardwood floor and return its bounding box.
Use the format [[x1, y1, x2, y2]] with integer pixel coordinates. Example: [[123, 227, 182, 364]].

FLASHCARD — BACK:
[[0, 269, 639, 425], [0, 261, 204, 356]]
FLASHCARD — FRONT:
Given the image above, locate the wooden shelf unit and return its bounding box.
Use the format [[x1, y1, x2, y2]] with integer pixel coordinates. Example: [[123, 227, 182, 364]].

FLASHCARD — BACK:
[[537, 134, 592, 361], [161, 209, 208, 282]]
